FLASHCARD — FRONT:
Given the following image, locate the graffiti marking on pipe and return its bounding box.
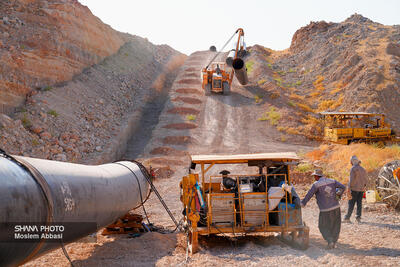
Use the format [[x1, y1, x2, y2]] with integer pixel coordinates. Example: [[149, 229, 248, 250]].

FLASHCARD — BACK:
[[60, 182, 75, 212]]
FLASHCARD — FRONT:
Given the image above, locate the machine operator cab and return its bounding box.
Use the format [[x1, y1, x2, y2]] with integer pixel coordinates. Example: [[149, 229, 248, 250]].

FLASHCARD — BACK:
[[202, 62, 231, 95]]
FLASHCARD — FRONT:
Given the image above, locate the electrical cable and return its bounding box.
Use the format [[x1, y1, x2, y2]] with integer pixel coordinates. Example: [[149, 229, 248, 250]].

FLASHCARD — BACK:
[[116, 161, 182, 231], [61, 240, 75, 267]]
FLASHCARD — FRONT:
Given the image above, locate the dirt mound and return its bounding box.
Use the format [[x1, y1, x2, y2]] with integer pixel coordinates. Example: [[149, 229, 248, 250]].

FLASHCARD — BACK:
[[249, 13, 400, 139], [162, 136, 194, 145], [185, 67, 198, 72], [147, 157, 185, 166], [171, 96, 202, 104], [291, 171, 314, 184], [176, 79, 198, 85], [167, 107, 200, 115], [175, 88, 203, 95], [184, 72, 199, 78], [150, 146, 188, 156], [162, 123, 197, 130], [152, 166, 175, 179]]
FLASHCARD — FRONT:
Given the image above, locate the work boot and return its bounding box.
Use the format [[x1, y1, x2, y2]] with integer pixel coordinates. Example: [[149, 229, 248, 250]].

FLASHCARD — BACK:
[[326, 242, 334, 250], [342, 218, 351, 223], [356, 217, 361, 224]]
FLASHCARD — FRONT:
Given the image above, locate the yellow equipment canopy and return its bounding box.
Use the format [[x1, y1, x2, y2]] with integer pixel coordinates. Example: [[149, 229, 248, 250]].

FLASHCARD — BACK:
[[191, 152, 299, 164]]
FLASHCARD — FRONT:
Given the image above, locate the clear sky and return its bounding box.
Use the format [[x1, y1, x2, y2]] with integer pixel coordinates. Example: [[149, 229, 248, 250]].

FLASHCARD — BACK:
[[79, 0, 400, 55]]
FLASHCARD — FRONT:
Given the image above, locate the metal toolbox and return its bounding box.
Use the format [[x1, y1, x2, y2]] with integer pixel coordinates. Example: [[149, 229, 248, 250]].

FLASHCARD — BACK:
[[208, 193, 235, 225], [242, 193, 267, 226]]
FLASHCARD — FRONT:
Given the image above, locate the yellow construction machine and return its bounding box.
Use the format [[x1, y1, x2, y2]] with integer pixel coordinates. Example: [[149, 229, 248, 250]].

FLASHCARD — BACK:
[[201, 28, 248, 95], [320, 112, 395, 145], [180, 152, 309, 254]]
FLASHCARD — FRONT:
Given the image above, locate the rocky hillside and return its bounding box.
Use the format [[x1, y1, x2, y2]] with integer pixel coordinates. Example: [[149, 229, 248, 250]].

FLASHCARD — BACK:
[[246, 14, 400, 139], [0, 0, 125, 110], [0, 0, 186, 163]]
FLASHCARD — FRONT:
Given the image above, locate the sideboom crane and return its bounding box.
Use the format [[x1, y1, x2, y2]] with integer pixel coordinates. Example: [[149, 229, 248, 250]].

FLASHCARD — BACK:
[[201, 28, 248, 95]]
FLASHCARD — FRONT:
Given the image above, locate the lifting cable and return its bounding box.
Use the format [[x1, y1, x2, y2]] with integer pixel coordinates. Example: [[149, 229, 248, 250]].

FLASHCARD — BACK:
[[205, 30, 238, 69], [117, 161, 182, 232], [115, 162, 151, 225]]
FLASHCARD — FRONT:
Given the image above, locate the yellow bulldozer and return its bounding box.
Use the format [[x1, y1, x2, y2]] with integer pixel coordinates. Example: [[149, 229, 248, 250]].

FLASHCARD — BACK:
[[179, 152, 309, 254], [320, 112, 396, 145]]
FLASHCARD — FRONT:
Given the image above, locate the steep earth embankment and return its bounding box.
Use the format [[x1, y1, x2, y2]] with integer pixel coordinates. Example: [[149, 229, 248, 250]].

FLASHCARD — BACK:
[[246, 14, 400, 139], [0, 0, 125, 109], [0, 0, 186, 163]]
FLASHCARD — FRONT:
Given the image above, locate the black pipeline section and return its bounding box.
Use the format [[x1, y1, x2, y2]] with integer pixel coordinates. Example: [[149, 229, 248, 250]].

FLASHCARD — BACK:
[[232, 58, 249, 85], [0, 152, 150, 267]]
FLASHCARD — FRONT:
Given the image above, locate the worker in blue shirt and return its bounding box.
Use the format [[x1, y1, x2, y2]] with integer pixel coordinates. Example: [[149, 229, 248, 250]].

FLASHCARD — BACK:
[[301, 169, 346, 249]]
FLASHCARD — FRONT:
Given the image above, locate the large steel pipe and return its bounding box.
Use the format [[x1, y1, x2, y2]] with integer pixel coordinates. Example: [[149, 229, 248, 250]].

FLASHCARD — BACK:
[[232, 58, 249, 85], [225, 49, 236, 67], [0, 153, 150, 267]]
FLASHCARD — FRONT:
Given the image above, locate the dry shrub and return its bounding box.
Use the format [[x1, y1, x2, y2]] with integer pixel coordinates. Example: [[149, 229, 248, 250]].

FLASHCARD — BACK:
[[297, 103, 314, 113], [309, 91, 321, 97], [313, 75, 325, 92], [301, 114, 320, 126], [330, 81, 344, 95], [318, 100, 335, 111], [258, 107, 281, 125], [258, 79, 266, 85], [284, 127, 301, 135], [306, 149, 325, 161], [270, 92, 280, 99], [330, 95, 344, 109], [289, 93, 305, 101], [305, 144, 400, 182]]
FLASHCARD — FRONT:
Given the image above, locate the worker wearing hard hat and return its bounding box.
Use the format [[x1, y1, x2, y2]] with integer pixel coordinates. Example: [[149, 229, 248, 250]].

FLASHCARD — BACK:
[[301, 169, 346, 249], [343, 155, 368, 223]]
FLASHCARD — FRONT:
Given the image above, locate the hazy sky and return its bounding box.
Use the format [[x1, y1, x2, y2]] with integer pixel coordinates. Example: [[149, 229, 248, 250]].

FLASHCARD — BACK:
[[79, 0, 400, 55]]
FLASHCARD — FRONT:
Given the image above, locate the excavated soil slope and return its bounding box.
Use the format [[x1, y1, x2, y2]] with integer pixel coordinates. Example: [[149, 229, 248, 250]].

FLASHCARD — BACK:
[[0, 0, 125, 109]]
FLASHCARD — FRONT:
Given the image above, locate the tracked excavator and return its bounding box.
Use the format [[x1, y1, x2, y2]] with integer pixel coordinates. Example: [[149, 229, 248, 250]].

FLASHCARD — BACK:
[[202, 28, 248, 95]]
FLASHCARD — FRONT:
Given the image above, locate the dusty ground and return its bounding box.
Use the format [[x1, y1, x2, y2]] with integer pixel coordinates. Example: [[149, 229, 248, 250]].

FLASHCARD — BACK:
[[24, 51, 400, 267]]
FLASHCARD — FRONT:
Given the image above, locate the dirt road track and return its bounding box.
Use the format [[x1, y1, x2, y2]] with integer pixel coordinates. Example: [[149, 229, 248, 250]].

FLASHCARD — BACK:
[[24, 51, 400, 267]]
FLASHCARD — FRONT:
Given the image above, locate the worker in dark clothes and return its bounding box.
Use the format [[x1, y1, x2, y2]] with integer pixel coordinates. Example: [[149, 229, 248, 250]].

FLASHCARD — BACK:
[[343, 155, 368, 223], [301, 169, 346, 249], [220, 170, 236, 190]]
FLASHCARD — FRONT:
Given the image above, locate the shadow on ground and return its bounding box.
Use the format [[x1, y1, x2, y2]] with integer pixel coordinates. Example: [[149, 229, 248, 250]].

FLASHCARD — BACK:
[[72, 233, 177, 267]]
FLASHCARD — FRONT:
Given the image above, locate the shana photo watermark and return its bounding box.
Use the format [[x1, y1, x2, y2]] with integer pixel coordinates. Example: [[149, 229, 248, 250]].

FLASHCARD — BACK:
[[1, 222, 97, 243], [14, 224, 65, 240]]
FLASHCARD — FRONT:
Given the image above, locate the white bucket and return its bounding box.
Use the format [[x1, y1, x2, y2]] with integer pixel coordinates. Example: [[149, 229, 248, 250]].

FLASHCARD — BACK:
[[366, 190, 376, 203]]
